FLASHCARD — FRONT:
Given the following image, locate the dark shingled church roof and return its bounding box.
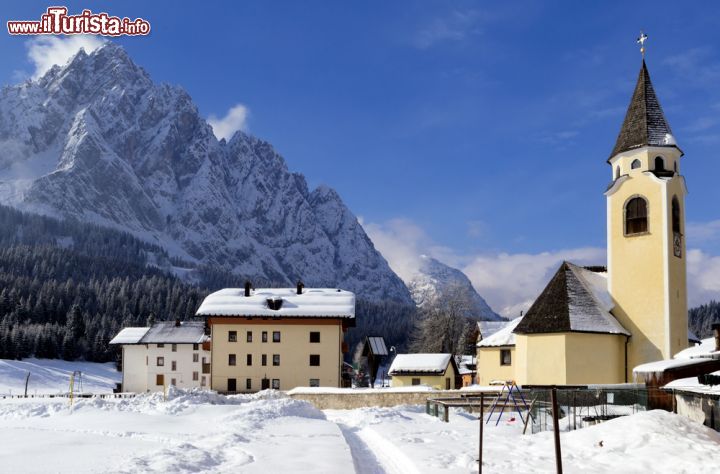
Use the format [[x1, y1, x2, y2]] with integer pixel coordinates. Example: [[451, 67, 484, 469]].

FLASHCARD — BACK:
[[513, 262, 629, 336], [609, 60, 680, 161]]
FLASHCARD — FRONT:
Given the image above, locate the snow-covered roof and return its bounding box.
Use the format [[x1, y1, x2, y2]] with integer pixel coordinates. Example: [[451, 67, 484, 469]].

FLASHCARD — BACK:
[[477, 321, 508, 340], [388, 354, 453, 375], [109, 327, 149, 345], [141, 321, 207, 344], [456, 355, 476, 375], [514, 262, 630, 336], [477, 317, 523, 347], [674, 337, 720, 360], [664, 370, 720, 395], [195, 288, 355, 318], [633, 358, 710, 374], [110, 322, 207, 345]]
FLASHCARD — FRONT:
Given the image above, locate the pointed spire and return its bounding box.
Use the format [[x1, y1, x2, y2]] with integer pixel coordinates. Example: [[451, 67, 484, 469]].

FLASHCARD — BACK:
[[609, 60, 680, 161]]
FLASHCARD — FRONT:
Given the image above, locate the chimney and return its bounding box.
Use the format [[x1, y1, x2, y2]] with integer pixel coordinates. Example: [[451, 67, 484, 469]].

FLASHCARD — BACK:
[[296, 280, 304, 295], [266, 298, 284, 310], [713, 323, 720, 352], [175, 318, 181, 327], [244, 281, 252, 297]]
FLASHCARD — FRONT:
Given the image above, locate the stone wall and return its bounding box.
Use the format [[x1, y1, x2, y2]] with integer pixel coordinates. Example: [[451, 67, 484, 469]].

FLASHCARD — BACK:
[[288, 389, 489, 410]]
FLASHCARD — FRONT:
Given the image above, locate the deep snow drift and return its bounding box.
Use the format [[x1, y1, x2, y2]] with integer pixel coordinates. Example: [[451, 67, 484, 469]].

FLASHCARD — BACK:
[[0, 387, 718, 473]]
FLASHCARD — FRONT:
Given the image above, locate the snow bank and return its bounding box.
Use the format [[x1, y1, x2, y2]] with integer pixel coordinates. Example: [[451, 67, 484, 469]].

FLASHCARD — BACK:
[[0, 388, 353, 473], [327, 406, 720, 473]]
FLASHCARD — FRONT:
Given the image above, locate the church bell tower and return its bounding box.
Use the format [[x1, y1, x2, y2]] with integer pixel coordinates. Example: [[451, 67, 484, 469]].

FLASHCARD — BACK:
[[605, 52, 688, 377]]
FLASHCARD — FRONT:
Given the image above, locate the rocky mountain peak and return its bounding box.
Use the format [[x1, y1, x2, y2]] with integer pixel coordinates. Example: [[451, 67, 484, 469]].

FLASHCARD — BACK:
[[0, 43, 412, 304]]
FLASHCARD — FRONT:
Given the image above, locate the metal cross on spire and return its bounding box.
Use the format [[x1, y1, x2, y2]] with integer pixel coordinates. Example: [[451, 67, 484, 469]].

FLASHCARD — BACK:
[[637, 31, 648, 57]]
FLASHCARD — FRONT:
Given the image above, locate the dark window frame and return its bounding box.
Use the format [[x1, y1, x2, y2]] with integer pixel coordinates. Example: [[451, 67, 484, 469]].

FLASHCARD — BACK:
[[228, 354, 236, 366], [500, 349, 512, 366], [273, 354, 280, 366], [310, 332, 320, 343], [228, 331, 237, 342], [247, 354, 253, 366], [309, 354, 320, 366], [272, 331, 281, 343], [624, 196, 649, 236], [246, 331, 253, 343]]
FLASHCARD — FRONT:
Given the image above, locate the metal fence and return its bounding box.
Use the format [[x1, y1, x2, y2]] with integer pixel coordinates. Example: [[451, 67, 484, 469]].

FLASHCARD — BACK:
[[522, 387, 650, 434], [427, 385, 656, 434]]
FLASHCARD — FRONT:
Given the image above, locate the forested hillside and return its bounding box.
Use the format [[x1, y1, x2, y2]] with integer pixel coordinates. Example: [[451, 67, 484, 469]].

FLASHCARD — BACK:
[[0, 205, 417, 362], [689, 300, 720, 339]]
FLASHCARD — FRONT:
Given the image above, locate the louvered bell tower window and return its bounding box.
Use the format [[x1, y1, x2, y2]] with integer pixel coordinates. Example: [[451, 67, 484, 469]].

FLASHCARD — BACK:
[[625, 197, 648, 235]]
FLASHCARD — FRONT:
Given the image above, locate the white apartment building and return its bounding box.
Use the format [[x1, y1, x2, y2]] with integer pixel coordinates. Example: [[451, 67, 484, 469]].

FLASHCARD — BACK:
[[109, 321, 210, 392]]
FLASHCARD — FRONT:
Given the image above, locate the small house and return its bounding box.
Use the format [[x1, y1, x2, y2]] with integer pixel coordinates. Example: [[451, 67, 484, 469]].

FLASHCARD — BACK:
[[476, 317, 522, 385], [388, 353, 459, 390], [109, 320, 210, 392]]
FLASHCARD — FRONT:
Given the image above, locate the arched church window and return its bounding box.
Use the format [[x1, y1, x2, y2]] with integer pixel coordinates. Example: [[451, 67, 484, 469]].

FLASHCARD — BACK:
[[655, 156, 665, 171], [625, 197, 648, 235], [631, 159, 641, 170], [672, 196, 681, 233]]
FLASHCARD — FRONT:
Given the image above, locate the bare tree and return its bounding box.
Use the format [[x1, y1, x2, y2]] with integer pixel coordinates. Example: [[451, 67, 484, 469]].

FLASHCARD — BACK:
[[409, 282, 475, 355]]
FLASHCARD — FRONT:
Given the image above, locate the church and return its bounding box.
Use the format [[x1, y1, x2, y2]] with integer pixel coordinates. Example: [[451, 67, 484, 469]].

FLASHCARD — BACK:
[[477, 50, 690, 385]]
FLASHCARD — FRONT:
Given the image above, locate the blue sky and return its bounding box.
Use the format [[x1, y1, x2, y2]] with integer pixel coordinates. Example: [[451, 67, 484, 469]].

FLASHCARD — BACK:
[[3, 1, 720, 314]]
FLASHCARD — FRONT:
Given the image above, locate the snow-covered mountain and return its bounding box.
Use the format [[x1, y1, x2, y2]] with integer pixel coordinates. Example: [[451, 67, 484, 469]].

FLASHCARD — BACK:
[[0, 43, 411, 304], [407, 255, 502, 320]]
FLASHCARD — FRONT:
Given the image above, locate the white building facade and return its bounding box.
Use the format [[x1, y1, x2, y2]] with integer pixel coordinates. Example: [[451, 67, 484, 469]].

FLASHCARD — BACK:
[[110, 321, 210, 392]]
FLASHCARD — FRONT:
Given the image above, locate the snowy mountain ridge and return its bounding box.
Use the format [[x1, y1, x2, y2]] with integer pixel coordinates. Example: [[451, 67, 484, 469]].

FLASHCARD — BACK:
[[0, 43, 411, 303], [407, 255, 502, 320]]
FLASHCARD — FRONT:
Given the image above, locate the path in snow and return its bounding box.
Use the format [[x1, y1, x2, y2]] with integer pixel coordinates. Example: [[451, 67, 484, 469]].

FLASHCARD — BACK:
[[333, 421, 419, 474]]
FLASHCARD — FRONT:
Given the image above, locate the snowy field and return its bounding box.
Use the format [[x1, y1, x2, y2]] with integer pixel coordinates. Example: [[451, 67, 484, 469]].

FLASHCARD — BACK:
[[0, 358, 120, 395], [0, 388, 719, 473]]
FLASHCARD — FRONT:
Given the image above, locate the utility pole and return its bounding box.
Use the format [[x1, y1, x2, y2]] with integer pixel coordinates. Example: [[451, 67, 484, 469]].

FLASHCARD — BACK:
[[551, 387, 563, 474]]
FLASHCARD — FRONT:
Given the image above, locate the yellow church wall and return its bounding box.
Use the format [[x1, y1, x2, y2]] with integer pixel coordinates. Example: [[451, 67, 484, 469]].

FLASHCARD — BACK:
[[514, 333, 625, 385], [564, 333, 626, 384], [476, 346, 515, 385], [390, 364, 457, 390], [515, 334, 568, 385], [607, 146, 688, 379]]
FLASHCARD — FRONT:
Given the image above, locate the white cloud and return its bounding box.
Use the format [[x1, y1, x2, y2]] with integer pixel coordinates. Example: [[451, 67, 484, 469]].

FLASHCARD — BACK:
[[460, 247, 606, 318], [362, 217, 606, 317], [27, 36, 105, 79], [687, 248, 720, 307], [686, 219, 720, 245], [208, 104, 250, 140], [365, 217, 720, 317], [361, 218, 429, 282]]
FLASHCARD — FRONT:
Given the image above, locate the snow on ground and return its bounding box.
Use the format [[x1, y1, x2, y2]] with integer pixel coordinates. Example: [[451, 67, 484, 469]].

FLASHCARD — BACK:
[[0, 379, 719, 472], [0, 389, 353, 473], [325, 406, 720, 473], [0, 358, 120, 395]]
